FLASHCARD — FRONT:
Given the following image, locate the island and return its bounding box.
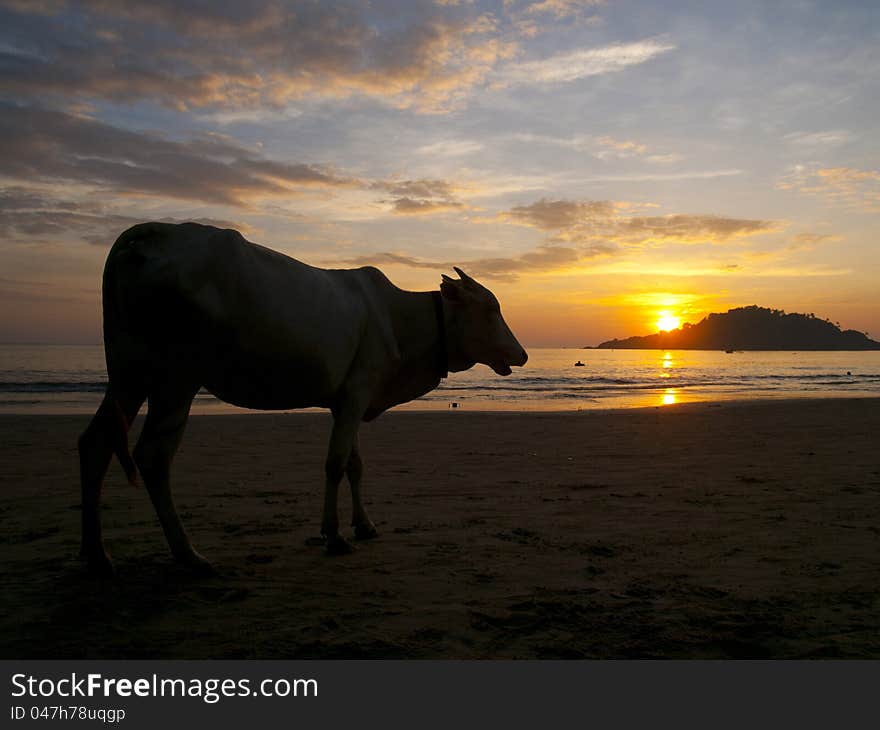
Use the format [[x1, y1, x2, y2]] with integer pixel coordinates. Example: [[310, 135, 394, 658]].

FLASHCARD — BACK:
[[596, 306, 880, 350]]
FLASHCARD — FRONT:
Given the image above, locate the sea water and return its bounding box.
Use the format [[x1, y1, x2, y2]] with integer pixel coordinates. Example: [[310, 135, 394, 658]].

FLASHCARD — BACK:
[[0, 344, 878, 414]]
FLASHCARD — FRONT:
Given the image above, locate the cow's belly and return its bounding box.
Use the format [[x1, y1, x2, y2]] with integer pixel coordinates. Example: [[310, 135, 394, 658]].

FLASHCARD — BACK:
[[200, 347, 344, 410], [112, 226, 370, 409]]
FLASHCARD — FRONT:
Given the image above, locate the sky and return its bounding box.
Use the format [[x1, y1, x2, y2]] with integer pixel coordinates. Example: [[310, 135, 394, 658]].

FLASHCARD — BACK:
[[1, 0, 878, 346]]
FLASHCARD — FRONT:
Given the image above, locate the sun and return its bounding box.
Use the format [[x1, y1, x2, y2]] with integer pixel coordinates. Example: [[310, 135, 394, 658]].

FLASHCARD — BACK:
[[656, 311, 681, 332]]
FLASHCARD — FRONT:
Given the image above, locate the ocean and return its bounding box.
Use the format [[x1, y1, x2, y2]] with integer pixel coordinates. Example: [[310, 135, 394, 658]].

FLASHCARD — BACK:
[[1, 344, 878, 415]]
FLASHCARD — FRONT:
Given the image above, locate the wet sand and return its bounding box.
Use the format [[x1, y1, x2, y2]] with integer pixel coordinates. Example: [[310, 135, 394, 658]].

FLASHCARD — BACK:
[[1, 398, 879, 659]]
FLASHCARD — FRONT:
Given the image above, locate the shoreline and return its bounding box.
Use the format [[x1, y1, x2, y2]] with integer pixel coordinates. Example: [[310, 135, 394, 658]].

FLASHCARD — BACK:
[[2, 397, 879, 658], [1, 392, 879, 418]]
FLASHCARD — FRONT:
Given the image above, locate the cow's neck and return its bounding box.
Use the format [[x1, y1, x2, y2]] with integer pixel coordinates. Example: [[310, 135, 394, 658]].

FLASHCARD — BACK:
[[384, 291, 449, 396], [370, 290, 473, 417], [439, 295, 476, 373], [417, 291, 474, 372], [392, 290, 468, 380], [430, 291, 448, 379]]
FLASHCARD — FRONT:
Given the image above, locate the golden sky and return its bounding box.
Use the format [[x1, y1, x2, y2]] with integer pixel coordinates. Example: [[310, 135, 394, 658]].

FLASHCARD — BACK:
[[1, 0, 878, 345]]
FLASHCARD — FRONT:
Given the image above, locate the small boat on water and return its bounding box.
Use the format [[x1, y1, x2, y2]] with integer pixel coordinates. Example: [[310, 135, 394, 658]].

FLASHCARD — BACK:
[[574, 360, 585, 367]]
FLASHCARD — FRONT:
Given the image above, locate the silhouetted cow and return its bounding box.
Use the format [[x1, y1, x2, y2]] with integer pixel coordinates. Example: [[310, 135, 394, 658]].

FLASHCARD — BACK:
[[79, 222, 527, 574]]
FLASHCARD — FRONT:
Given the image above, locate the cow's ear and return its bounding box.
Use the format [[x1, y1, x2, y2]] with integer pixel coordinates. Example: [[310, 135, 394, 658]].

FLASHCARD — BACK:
[[440, 274, 461, 301]]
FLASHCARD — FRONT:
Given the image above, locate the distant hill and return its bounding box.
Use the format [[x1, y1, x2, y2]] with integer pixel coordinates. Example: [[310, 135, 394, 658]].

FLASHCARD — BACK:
[[596, 306, 880, 350]]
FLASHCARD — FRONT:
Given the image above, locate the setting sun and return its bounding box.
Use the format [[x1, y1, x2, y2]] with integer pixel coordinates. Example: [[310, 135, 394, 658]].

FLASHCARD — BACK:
[[656, 312, 682, 332]]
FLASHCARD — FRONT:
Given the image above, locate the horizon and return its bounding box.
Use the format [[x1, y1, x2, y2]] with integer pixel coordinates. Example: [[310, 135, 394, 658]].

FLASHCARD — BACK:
[[1, 1, 878, 347], [0, 301, 874, 349]]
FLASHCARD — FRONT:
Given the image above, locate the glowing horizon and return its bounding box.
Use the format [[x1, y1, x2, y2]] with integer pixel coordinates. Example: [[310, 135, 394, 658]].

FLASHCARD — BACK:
[[0, 1, 877, 347]]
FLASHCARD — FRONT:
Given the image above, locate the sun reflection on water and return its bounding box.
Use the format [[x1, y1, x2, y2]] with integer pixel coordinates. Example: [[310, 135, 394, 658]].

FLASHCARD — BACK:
[[660, 351, 673, 378], [662, 388, 677, 405]]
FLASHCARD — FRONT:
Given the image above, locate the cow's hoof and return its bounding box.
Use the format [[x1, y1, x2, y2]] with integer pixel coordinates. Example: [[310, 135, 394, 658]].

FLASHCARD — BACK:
[[179, 552, 216, 577], [326, 536, 355, 556], [353, 522, 379, 541], [82, 552, 116, 579]]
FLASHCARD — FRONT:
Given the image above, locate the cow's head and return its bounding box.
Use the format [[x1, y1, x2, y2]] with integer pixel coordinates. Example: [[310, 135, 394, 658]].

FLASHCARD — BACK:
[[440, 267, 528, 376]]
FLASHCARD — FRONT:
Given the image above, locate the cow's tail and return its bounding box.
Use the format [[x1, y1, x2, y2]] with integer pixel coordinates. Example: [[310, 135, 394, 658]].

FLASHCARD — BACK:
[[99, 225, 149, 488], [109, 395, 140, 487]]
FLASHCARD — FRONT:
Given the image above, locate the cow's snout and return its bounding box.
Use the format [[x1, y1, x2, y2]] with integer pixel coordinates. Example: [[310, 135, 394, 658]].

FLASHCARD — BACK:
[[506, 346, 527, 368]]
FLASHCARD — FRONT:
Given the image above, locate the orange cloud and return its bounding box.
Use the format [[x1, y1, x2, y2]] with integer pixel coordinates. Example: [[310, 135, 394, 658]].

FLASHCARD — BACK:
[[787, 232, 841, 251], [335, 241, 610, 281], [523, 0, 605, 20], [496, 198, 778, 246], [503, 199, 617, 229], [508, 0, 605, 37], [387, 198, 465, 215], [371, 178, 467, 216], [778, 164, 880, 211], [619, 214, 778, 243], [597, 135, 647, 156]]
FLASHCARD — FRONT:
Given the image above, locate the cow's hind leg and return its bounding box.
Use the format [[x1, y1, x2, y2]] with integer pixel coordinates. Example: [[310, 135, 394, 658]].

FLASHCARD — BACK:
[[322, 400, 368, 555], [79, 391, 144, 576], [347, 436, 378, 541], [134, 386, 211, 574]]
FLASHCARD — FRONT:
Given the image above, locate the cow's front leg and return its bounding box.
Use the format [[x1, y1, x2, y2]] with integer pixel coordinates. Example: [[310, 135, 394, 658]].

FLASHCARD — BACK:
[[322, 403, 364, 555], [347, 435, 378, 540]]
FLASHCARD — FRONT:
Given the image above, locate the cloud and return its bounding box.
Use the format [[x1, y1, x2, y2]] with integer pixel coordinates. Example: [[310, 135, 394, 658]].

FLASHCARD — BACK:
[[0, 103, 356, 206], [644, 153, 684, 165], [0, 104, 476, 221], [371, 178, 466, 216], [523, 0, 605, 20], [0, 186, 243, 245], [507, 132, 595, 152], [585, 169, 743, 182], [0, 0, 516, 114], [496, 197, 779, 245], [778, 164, 880, 211], [597, 135, 647, 156], [787, 232, 841, 251], [503, 199, 616, 229], [416, 139, 484, 156], [341, 252, 439, 270], [619, 214, 778, 243], [0, 186, 147, 246], [372, 179, 459, 199], [336, 241, 608, 281], [716, 231, 842, 268], [507, 131, 681, 164], [506, 0, 604, 37], [817, 167, 880, 185], [387, 197, 465, 215], [499, 39, 675, 85], [783, 130, 853, 147]]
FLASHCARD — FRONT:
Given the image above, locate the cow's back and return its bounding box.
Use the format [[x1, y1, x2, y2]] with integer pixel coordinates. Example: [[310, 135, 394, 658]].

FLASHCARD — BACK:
[[102, 222, 369, 409]]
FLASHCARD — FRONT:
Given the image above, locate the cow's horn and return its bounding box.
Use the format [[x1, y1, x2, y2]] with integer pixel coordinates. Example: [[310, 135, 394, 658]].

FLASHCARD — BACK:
[[452, 266, 474, 283]]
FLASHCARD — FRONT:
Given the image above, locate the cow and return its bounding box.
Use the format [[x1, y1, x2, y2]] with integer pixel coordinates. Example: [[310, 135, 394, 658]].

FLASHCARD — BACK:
[[78, 222, 528, 575]]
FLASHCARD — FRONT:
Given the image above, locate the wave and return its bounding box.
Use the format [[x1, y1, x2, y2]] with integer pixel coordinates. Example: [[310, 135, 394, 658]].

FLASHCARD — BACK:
[[0, 381, 107, 393], [1, 371, 877, 395]]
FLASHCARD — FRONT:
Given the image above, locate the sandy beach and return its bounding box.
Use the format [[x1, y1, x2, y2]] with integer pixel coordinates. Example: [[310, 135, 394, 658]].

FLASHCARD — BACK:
[[1, 398, 879, 659]]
